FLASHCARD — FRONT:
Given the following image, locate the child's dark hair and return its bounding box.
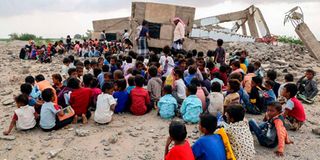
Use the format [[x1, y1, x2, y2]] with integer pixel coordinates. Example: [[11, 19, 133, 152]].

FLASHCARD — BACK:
[[126, 56, 133, 63], [217, 39, 223, 46], [306, 69, 316, 76], [15, 94, 29, 106], [228, 79, 240, 92], [102, 65, 109, 72], [187, 84, 197, 95], [116, 79, 127, 91], [35, 74, 45, 82], [225, 104, 245, 122], [174, 67, 183, 78], [52, 74, 62, 82], [83, 74, 94, 87], [25, 76, 35, 84], [102, 82, 114, 93], [229, 72, 243, 83], [20, 83, 32, 95], [200, 113, 217, 133], [219, 65, 227, 72], [169, 120, 187, 142], [239, 57, 246, 63], [207, 50, 214, 57], [284, 83, 298, 98], [211, 82, 221, 92], [63, 57, 70, 64], [163, 45, 171, 55], [148, 66, 158, 77], [93, 68, 102, 77], [68, 68, 77, 76], [90, 78, 99, 88], [247, 64, 255, 73], [134, 75, 145, 87], [267, 70, 277, 81], [67, 78, 80, 89], [163, 85, 172, 94], [254, 61, 261, 68], [84, 59, 90, 66], [268, 101, 282, 113], [252, 76, 263, 85], [190, 78, 201, 87], [197, 51, 204, 58], [212, 72, 221, 79], [265, 80, 275, 88], [188, 65, 197, 74], [128, 76, 135, 86], [137, 55, 144, 62], [42, 88, 54, 102], [285, 73, 294, 82], [68, 55, 75, 62], [231, 60, 240, 68]]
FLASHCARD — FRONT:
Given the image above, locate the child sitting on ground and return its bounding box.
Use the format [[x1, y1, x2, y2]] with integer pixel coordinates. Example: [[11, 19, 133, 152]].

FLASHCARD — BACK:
[[20, 83, 37, 107], [35, 74, 58, 104], [191, 78, 209, 111], [126, 76, 135, 94], [249, 102, 293, 157], [207, 82, 224, 117], [90, 78, 102, 110], [61, 57, 71, 80], [3, 94, 38, 135], [157, 85, 178, 120], [113, 79, 129, 113], [192, 113, 226, 160], [164, 120, 195, 160], [180, 84, 203, 123], [264, 80, 276, 105], [52, 74, 64, 96], [224, 105, 255, 159], [147, 66, 163, 108], [266, 70, 281, 98], [94, 82, 117, 124], [25, 76, 41, 99], [69, 78, 92, 124], [130, 75, 151, 115], [224, 79, 241, 109], [40, 88, 73, 131], [249, 76, 266, 114], [297, 69, 318, 103], [282, 83, 306, 131], [278, 73, 294, 103], [172, 68, 186, 105]]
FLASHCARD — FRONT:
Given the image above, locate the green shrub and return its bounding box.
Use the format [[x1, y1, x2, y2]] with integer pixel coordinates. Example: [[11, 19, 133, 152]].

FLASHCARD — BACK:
[[278, 35, 303, 45]]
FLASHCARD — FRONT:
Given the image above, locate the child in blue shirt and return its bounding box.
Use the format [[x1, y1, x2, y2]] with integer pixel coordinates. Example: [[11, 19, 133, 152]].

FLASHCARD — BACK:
[[180, 84, 203, 123], [192, 113, 226, 160], [25, 76, 41, 99], [20, 83, 37, 107], [113, 79, 129, 113], [157, 85, 178, 119], [126, 76, 135, 94], [264, 80, 276, 105]]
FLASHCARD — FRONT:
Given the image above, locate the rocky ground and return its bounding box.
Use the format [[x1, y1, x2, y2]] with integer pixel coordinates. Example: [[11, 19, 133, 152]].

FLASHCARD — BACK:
[[0, 41, 320, 160]]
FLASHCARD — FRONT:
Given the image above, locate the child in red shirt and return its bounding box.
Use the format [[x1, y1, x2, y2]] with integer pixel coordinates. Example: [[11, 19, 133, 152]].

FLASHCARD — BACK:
[[68, 78, 92, 124], [130, 75, 150, 115], [281, 83, 306, 131], [165, 120, 194, 160]]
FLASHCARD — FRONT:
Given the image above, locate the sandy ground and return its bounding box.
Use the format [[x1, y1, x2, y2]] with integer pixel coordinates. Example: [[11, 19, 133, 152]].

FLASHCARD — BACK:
[[0, 41, 319, 160]]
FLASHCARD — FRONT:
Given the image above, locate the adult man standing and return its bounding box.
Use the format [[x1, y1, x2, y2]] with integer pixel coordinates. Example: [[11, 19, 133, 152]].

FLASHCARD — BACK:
[[172, 17, 186, 51], [100, 30, 106, 41]]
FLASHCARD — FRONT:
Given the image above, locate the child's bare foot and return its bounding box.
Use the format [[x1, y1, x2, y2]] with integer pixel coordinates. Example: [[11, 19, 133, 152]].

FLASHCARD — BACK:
[[82, 114, 88, 124], [72, 115, 78, 124]]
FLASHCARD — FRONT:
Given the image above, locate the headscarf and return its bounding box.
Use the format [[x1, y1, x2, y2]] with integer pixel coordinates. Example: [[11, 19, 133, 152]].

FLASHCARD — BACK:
[[172, 17, 186, 27]]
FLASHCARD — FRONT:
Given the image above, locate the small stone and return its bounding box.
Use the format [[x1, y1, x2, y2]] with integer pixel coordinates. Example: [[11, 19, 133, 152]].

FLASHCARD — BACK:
[[5, 144, 12, 150], [0, 135, 16, 141], [148, 129, 154, 133], [135, 126, 143, 131], [0, 90, 12, 96], [108, 135, 118, 144], [100, 139, 110, 146], [104, 147, 111, 151], [1, 98, 15, 106], [312, 128, 320, 135], [28, 148, 33, 152], [68, 128, 74, 131], [129, 132, 139, 137], [48, 148, 63, 159], [75, 129, 90, 137]]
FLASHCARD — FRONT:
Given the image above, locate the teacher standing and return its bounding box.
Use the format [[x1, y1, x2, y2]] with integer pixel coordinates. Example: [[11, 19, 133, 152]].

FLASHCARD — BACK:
[[137, 20, 150, 57], [172, 17, 186, 51]]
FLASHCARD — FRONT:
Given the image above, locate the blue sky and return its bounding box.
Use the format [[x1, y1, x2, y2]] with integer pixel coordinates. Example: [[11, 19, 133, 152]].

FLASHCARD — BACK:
[[0, 0, 319, 39]]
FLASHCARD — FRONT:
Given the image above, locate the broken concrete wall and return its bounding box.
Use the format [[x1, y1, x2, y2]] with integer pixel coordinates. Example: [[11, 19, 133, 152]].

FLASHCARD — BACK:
[[92, 17, 130, 40], [184, 38, 217, 52], [295, 23, 320, 60]]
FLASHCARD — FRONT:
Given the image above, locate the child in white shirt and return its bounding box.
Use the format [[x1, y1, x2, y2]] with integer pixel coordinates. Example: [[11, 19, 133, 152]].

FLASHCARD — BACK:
[[94, 82, 117, 124], [207, 82, 224, 116], [61, 57, 71, 80], [3, 94, 38, 135]]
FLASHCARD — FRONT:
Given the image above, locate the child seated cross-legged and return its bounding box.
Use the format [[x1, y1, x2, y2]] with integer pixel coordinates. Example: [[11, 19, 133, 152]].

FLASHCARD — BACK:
[[130, 75, 151, 115], [249, 102, 293, 157], [40, 88, 73, 132], [297, 69, 318, 103], [3, 94, 38, 135], [224, 79, 241, 109], [207, 82, 224, 117], [157, 85, 178, 120], [281, 83, 306, 131], [192, 113, 226, 160], [180, 84, 203, 124], [164, 120, 195, 160], [147, 66, 163, 108], [264, 80, 276, 106], [224, 104, 255, 159], [113, 79, 129, 113], [94, 82, 117, 124]]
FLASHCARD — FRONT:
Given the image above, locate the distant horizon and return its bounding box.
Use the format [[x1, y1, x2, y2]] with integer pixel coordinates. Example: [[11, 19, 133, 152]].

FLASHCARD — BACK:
[[0, 0, 319, 40]]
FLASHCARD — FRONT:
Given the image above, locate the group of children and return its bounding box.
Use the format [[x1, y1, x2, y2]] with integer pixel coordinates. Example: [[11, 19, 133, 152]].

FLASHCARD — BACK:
[[6, 38, 318, 159]]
